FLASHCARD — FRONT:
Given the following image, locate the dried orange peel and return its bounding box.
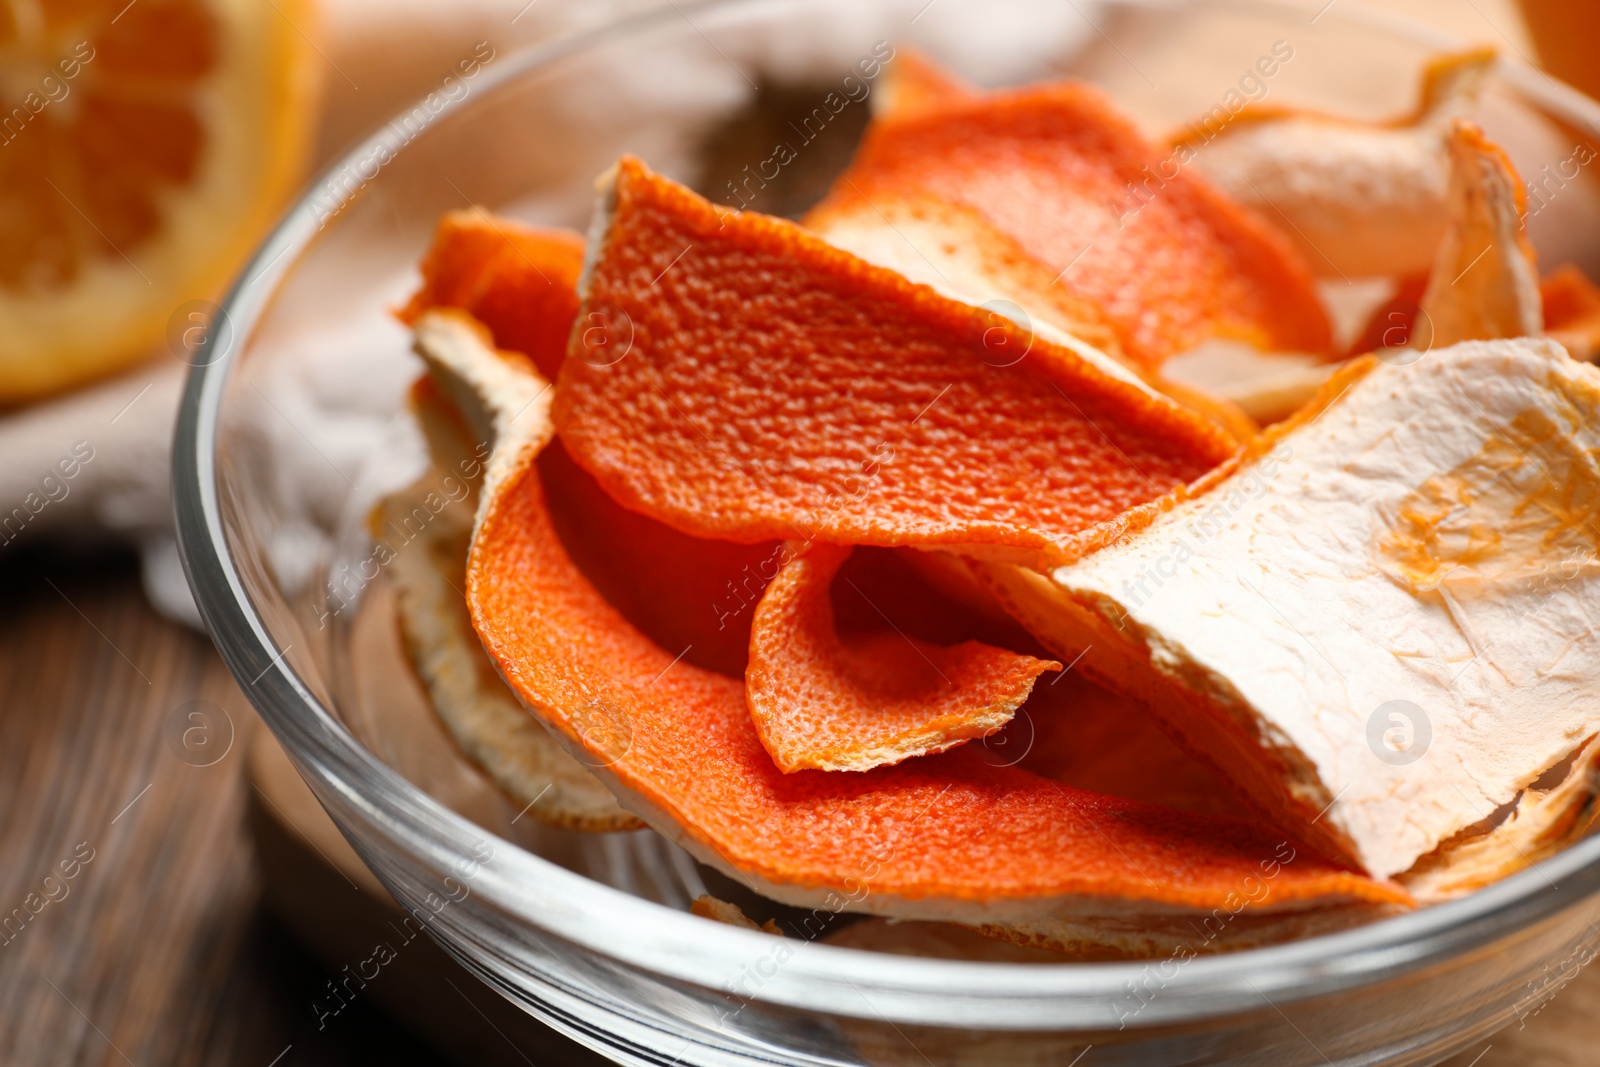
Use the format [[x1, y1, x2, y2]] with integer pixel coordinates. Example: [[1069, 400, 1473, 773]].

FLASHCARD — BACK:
[[555, 157, 1239, 571], [871, 48, 977, 121], [1414, 121, 1542, 350], [1175, 49, 1496, 279], [414, 303, 1410, 954], [746, 542, 1059, 772], [805, 77, 1333, 370], [399, 209, 587, 381], [378, 369, 639, 831], [1542, 263, 1600, 361]]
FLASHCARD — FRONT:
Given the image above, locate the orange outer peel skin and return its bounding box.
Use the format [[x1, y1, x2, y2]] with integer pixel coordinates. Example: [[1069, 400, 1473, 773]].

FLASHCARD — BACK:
[[746, 543, 1060, 773], [555, 157, 1239, 568], [400, 209, 586, 381], [805, 82, 1334, 370], [467, 432, 1412, 915], [875, 48, 979, 121], [402, 211, 776, 676], [538, 438, 781, 678]]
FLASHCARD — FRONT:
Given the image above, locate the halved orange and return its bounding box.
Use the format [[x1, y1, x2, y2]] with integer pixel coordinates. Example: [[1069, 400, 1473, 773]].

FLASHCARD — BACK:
[[0, 0, 320, 402]]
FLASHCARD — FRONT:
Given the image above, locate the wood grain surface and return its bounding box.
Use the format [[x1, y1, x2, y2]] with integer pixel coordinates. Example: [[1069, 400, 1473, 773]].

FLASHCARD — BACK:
[[0, 549, 594, 1066]]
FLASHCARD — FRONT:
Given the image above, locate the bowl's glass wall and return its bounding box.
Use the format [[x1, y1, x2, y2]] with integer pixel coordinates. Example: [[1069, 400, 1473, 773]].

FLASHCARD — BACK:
[[187, 1, 1600, 1063]]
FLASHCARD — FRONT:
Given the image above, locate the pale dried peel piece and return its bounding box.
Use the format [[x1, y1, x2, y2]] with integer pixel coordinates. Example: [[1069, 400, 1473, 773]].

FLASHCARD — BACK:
[[1177, 49, 1496, 279], [1414, 121, 1543, 351], [1401, 735, 1600, 903], [745, 543, 1059, 773], [380, 365, 638, 831], [690, 895, 784, 935], [969, 899, 1407, 959], [411, 309, 553, 530], [976, 339, 1600, 880], [829, 907, 1412, 963]]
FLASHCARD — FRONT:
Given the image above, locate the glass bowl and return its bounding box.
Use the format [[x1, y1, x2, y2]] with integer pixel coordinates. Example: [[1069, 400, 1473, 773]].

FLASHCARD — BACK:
[[173, 1, 1600, 1063]]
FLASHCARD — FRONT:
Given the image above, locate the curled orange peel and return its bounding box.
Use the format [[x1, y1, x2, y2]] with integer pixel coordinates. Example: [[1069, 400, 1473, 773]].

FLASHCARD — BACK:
[[1414, 121, 1541, 350], [400, 208, 586, 381], [554, 157, 1239, 572], [403, 212, 776, 676], [804, 78, 1332, 369], [539, 438, 781, 678], [419, 306, 1411, 944], [745, 542, 1060, 772], [1543, 263, 1600, 361], [1173, 49, 1496, 280], [873, 48, 978, 121]]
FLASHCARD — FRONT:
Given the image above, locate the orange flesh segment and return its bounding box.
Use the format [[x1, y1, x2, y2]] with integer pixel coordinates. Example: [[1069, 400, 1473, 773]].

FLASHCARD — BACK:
[[468, 445, 1410, 912], [0, 0, 216, 292], [400, 209, 587, 381], [805, 81, 1333, 369], [554, 158, 1238, 565], [746, 543, 1059, 772]]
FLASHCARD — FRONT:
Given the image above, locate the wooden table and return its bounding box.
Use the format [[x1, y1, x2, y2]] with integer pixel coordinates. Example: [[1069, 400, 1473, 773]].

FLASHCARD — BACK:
[[2, 547, 1597, 1066], [0, 549, 597, 1066]]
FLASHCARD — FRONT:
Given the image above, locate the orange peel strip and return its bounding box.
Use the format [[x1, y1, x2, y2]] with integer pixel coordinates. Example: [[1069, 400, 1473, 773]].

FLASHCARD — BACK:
[[874, 48, 978, 121], [1171, 49, 1496, 280], [1414, 121, 1541, 351], [453, 330, 1410, 936], [402, 212, 778, 674], [554, 157, 1239, 570], [400, 208, 586, 381], [805, 79, 1332, 369], [745, 543, 1059, 772], [539, 438, 780, 677], [1542, 263, 1600, 361]]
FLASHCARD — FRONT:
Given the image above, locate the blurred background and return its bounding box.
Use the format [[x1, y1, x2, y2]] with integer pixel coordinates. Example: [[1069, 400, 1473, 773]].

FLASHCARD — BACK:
[[1, 0, 1597, 1063]]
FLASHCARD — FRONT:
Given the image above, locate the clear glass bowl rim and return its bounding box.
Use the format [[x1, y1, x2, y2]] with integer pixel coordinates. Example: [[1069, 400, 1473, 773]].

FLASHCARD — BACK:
[[172, 0, 1600, 1032]]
